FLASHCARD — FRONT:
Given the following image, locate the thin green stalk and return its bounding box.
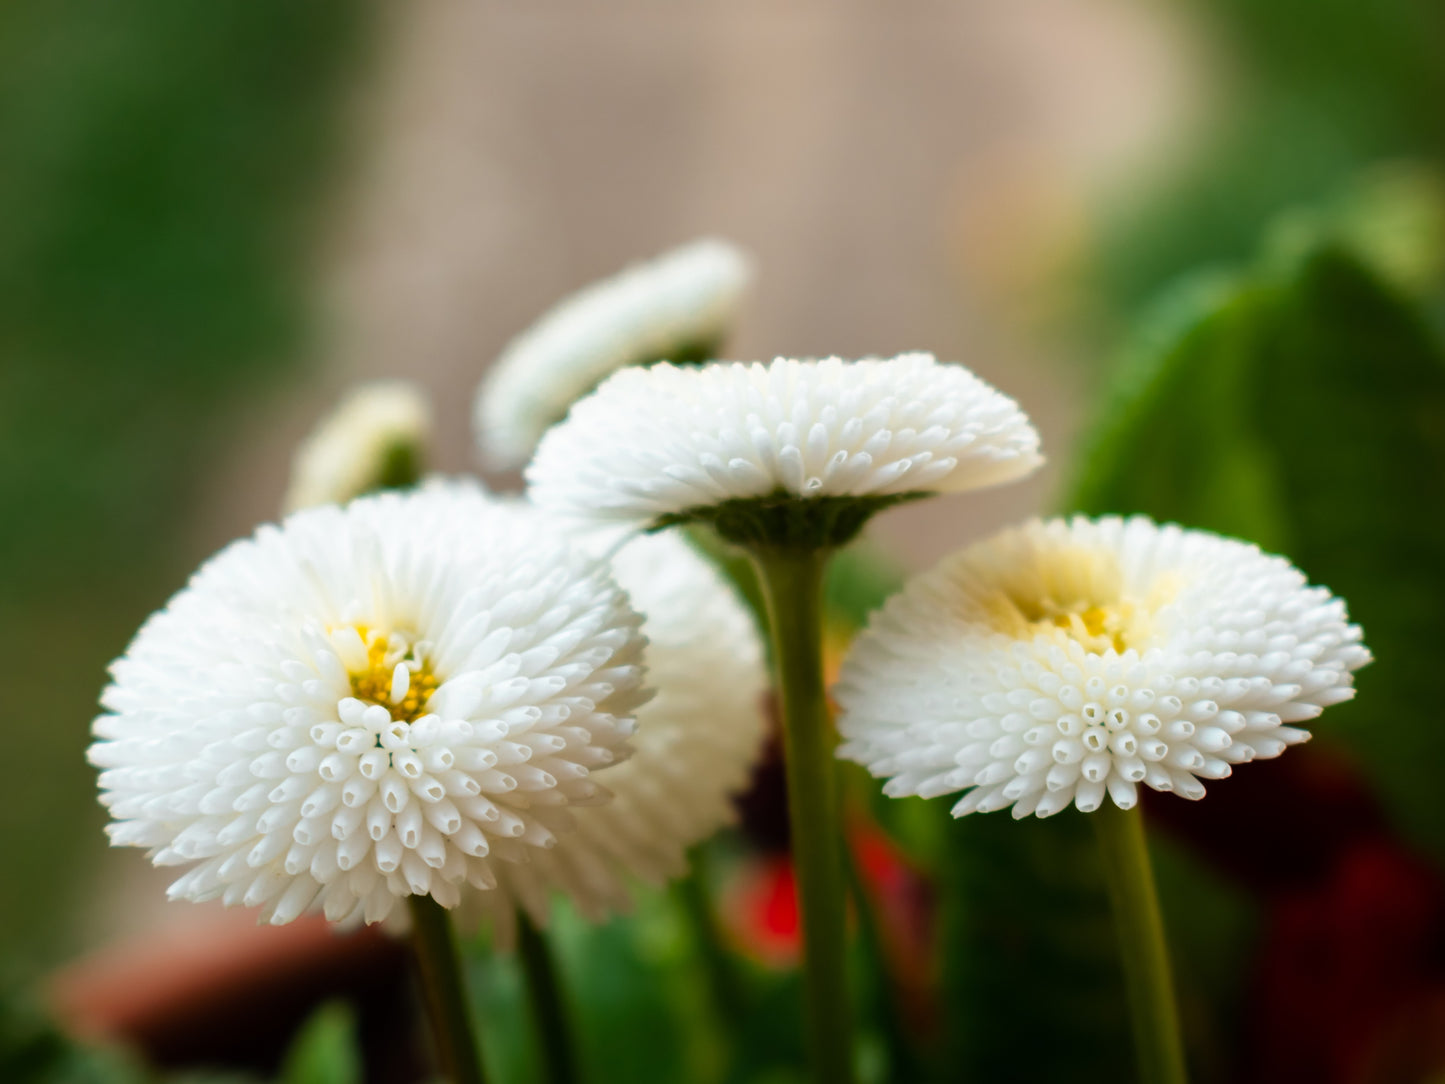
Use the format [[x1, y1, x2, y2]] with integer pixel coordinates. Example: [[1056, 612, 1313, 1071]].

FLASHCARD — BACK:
[[674, 850, 746, 1028], [749, 543, 856, 1084], [518, 913, 581, 1084], [842, 839, 925, 1082], [1092, 804, 1189, 1084], [407, 895, 489, 1084]]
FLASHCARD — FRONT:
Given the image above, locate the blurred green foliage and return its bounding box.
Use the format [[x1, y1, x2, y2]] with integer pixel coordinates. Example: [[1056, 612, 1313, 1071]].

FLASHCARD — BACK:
[[1, 992, 361, 1084], [277, 1003, 359, 1084], [0, 0, 369, 972], [467, 894, 812, 1084], [1093, 0, 1445, 322]]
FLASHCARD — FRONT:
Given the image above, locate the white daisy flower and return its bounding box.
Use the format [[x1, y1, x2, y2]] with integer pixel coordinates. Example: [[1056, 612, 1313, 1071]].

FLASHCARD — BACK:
[[526, 353, 1044, 547], [90, 486, 648, 926], [836, 516, 1370, 818], [284, 381, 431, 512], [469, 530, 768, 929], [476, 239, 752, 470]]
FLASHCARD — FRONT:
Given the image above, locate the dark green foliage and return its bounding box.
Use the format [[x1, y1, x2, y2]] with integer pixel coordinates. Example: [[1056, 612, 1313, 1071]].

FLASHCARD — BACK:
[[937, 808, 1131, 1083], [0, 991, 265, 1084]]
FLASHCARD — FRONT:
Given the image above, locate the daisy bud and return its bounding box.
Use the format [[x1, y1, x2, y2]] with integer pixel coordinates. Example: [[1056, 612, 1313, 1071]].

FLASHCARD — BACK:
[[476, 238, 752, 470], [284, 381, 431, 511]]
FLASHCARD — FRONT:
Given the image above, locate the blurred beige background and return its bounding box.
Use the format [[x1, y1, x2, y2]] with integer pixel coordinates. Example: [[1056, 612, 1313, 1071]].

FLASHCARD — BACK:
[[207, 0, 1201, 568]]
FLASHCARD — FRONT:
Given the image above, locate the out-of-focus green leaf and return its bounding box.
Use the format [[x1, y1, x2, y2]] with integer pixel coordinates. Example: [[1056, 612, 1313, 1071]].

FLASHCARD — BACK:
[[936, 807, 1130, 1083], [1071, 241, 1445, 866], [0, 989, 263, 1084], [0, 992, 141, 1084], [277, 1002, 360, 1084], [471, 896, 719, 1084], [1090, 0, 1445, 325]]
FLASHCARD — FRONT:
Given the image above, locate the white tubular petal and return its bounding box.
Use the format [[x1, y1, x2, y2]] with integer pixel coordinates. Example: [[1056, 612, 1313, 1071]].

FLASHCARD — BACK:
[[836, 515, 1369, 819]]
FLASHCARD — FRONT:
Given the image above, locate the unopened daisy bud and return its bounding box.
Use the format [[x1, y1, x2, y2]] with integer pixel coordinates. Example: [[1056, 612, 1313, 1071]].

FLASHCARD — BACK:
[[837, 516, 1370, 818], [476, 238, 752, 470], [284, 381, 431, 512], [469, 530, 768, 929], [90, 486, 648, 926], [527, 353, 1043, 548]]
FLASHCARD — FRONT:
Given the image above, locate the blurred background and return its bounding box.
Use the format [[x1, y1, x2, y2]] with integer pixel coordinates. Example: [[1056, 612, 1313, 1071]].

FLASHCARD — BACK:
[[4, 2, 1444, 1082]]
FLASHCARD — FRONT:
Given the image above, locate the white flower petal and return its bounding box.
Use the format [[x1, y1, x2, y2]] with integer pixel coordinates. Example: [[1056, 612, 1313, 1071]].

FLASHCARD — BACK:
[[90, 485, 648, 925], [527, 354, 1043, 532], [463, 529, 768, 930], [836, 516, 1370, 817]]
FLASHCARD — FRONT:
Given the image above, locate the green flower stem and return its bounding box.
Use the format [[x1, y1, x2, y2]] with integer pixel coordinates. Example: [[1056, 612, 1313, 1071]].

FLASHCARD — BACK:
[[749, 543, 856, 1084], [518, 913, 581, 1084], [674, 849, 746, 1028], [841, 836, 924, 1082], [1092, 804, 1189, 1084], [406, 895, 489, 1084]]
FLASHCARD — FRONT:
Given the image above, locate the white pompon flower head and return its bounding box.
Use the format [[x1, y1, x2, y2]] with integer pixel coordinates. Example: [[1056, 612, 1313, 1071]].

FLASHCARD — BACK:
[[284, 381, 431, 512], [527, 353, 1043, 547], [836, 516, 1371, 818], [467, 530, 768, 932], [476, 239, 752, 470], [90, 485, 648, 926]]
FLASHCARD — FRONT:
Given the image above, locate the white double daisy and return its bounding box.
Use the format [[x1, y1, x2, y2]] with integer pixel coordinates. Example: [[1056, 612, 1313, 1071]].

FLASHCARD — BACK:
[[91, 486, 647, 925], [836, 516, 1370, 818], [526, 353, 1043, 543]]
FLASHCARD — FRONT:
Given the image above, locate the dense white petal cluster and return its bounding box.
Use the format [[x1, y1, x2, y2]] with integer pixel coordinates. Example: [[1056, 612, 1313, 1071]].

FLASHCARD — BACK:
[[837, 516, 1370, 818], [476, 239, 752, 470], [527, 354, 1043, 532], [472, 531, 768, 928], [284, 381, 431, 511], [90, 486, 648, 925]]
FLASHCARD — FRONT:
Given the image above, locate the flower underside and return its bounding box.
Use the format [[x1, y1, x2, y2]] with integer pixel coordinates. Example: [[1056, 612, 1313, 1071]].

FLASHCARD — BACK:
[[333, 624, 439, 723], [651, 490, 930, 549]]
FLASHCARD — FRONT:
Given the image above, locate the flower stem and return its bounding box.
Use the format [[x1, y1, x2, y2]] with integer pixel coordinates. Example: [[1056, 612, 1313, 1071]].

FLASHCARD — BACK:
[[1092, 804, 1189, 1084], [517, 913, 581, 1084], [406, 895, 489, 1084], [841, 836, 925, 1082], [674, 848, 746, 1027], [749, 543, 856, 1084]]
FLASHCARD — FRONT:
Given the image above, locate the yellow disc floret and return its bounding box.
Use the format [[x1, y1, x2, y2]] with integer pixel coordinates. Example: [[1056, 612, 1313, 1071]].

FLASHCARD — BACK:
[[331, 624, 439, 722], [974, 542, 1175, 654]]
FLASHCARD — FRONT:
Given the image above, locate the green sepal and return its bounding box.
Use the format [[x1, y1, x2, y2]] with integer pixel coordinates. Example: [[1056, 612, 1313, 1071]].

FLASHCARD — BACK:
[[650, 491, 929, 550]]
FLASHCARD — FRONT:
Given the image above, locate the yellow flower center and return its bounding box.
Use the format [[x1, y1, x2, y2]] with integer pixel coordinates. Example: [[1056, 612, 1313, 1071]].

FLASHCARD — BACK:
[[1041, 602, 1132, 654], [333, 624, 439, 722], [974, 542, 1174, 655]]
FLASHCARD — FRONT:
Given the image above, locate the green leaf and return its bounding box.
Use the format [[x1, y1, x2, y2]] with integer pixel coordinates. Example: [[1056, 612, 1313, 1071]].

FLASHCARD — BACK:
[[278, 1002, 360, 1084], [936, 807, 1130, 1083], [1069, 241, 1445, 866]]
